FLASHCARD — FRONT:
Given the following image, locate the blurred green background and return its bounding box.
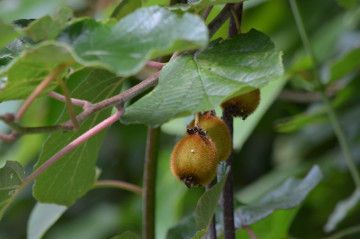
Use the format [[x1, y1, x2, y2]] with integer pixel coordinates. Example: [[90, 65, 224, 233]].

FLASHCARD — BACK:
[[0, 0, 360, 238]]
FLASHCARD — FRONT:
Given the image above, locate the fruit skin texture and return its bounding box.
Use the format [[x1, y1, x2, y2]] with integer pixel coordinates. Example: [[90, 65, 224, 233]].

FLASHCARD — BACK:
[[221, 88, 260, 120], [189, 114, 232, 162], [170, 134, 218, 187]]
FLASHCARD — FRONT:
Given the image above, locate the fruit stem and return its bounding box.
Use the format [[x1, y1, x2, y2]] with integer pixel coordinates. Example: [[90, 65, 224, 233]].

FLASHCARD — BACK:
[[142, 127, 160, 239], [195, 113, 200, 126], [289, 0, 360, 189]]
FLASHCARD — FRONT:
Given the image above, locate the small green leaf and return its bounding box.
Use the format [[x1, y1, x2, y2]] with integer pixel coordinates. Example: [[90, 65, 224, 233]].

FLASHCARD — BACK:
[[27, 203, 67, 239], [58, 6, 208, 76], [0, 161, 25, 219], [234, 165, 322, 227], [191, 230, 206, 239], [25, 7, 73, 41], [330, 48, 360, 82], [121, 29, 283, 127], [324, 188, 360, 232], [0, 20, 20, 49], [111, 231, 140, 239], [0, 39, 25, 68], [0, 42, 74, 102], [195, 171, 228, 231], [33, 68, 125, 206], [110, 0, 142, 20]]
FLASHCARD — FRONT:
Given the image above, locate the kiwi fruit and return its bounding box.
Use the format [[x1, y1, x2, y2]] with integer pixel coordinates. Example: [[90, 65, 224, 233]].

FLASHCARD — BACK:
[[170, 127, 218, 188], [189, 112, 232, 162], [221, 88, 260, 120]]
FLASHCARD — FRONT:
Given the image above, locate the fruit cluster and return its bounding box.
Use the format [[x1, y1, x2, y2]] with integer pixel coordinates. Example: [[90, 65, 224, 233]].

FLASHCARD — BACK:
[[170, 89, 260, 188], [170, 112, 232, 188]]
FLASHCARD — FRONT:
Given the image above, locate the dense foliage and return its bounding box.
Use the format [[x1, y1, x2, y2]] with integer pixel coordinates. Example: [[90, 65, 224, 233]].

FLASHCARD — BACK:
[[0, 0, 359, 239]]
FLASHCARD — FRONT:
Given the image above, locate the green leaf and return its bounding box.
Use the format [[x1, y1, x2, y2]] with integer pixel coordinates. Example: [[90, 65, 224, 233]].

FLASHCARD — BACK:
[[0, 20, 20, 49], [58, 6, 208, 76], [27, 203, 67, 239], [0, 42, 74, 102], [195, 171, 228, 230], [121, 29, 283, 127], [336, 0, 359, 8], [235, 208, 299, 239], [0, 39, 25, 68], [0, 161, 25, 219], [324, 188, 360, 232], [234, 165, 322, 227], [191, 230, 206, 239], [111, 231, 140, 239], [25, 7, 73, 41], [110, 0, 142, 20], [166, 215, 197, 239], [330, 48, 360, 82], [33, 68, 125, 206]]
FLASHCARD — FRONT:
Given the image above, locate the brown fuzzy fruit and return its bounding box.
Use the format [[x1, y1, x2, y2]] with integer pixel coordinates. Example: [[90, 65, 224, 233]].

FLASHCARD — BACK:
[[189, 113, 232, 162], [170, 133, 218, 187], [221, 88, 260, 120]]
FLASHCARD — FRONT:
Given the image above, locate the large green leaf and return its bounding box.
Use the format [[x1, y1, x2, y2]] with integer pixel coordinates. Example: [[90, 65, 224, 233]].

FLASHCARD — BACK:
[[0, 161, 25, 220], [330, 47, 360, 82], [58, 6, 208, 76], [27, 203, 67, 239], [0, 20, 20, 49], [33, 68, 125, 206], [234, 165, 322, 227], [0, 42, 74, 102], [121, 29, 283, 127], [195, 171, 228, 230]]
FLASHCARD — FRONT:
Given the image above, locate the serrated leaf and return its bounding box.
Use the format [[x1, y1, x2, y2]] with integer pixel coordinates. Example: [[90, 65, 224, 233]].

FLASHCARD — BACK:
[[33, 68, 125, 206], [121, 29, 283, 127], [0, 20, 20, 49], [0, 39, 25, 68], [195, 171, 228, 230], [27, 203, 67, 239], [234, 165, 322, 227], [110, 0, 142, 20], [58, 6, 208, 77], [0, 42, 74, 101], [324, 188, 360, 233], [0, 161, 25, 219], [111, 231, 140, 239], [25, 7, 73, 41]]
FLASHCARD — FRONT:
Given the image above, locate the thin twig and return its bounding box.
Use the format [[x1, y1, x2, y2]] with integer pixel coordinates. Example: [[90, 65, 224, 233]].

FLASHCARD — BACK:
[[0, 71, 161, 139], [61, 71, 160, 129], [146, 61, 165, 69], [48, 91, 90, 108], [93, 180, 143, 195], [57, 77, 80, 129], [202, 6, 213, 21], [143, 127, 160, 239], [16, 110, 124, 192], [323, 225, 360, 239], [15, 64, 68, 121], [289, 0, 360, 189]]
